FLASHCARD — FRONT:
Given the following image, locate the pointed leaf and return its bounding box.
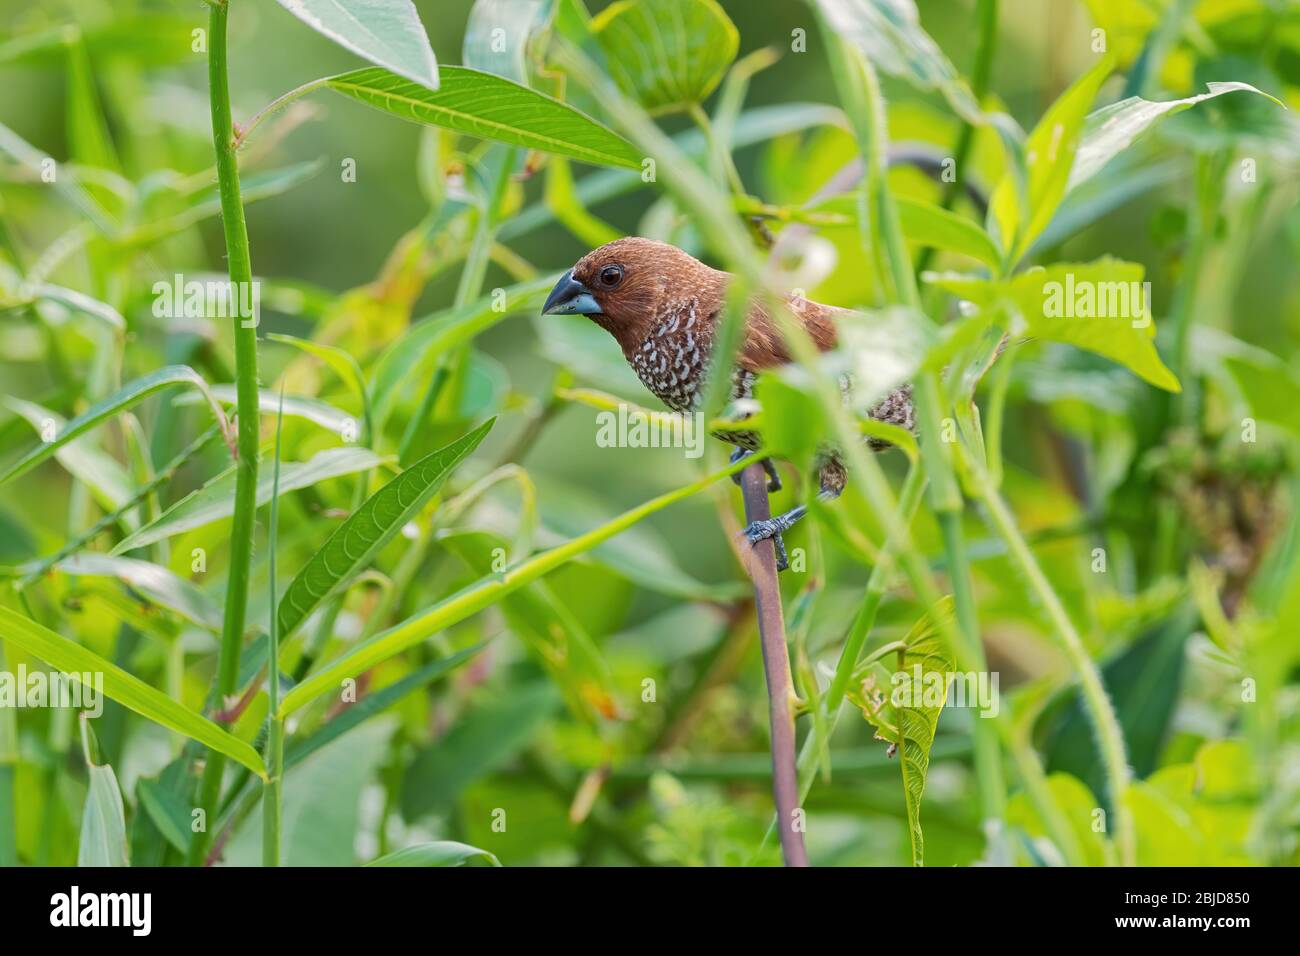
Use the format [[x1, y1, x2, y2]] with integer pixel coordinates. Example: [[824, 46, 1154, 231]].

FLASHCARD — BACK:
[[277, 421, 494, 638], [78, 717, 128, 867], [273, 0, 438, 89], [326, 65, 642, 169], [0, 605, 265, 776], [0, 366, 229, 486], [112, 448, 386, 554]]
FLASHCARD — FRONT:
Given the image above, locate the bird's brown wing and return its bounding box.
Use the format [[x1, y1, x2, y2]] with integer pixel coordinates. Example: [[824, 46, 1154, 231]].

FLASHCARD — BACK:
[[738, 294, 842, 372]]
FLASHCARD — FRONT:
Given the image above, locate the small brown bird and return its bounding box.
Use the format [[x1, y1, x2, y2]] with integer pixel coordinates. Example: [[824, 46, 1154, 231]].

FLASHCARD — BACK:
[[542, 236, 914, 569]]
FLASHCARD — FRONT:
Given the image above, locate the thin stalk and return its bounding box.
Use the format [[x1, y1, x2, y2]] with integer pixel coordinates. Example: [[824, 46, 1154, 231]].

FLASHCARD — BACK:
[[262, 390, 285, 867], [0, 640, 16, 865], [191, 0, 260, 867], [738, 462, 809, 868], [915, 0, 998, 276], [970, 463, 1135, 866]]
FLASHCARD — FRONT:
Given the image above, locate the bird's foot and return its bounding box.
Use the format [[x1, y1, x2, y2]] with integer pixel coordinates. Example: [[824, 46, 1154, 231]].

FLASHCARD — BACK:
[[729, 447, 782, 493], [741, 505, 807, 572]]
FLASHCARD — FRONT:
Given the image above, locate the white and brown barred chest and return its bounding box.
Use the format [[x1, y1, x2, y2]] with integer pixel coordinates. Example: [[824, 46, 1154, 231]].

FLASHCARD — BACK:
[[628, 297, 714, 412]]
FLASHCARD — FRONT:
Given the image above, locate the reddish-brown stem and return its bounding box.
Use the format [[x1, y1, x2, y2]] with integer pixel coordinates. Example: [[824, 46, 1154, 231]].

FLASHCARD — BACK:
[[738, 461, 809, 867]]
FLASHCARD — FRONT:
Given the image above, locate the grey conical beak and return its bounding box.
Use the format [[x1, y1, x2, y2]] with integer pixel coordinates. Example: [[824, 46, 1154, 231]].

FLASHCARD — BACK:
[[542, 270, 601, 316]]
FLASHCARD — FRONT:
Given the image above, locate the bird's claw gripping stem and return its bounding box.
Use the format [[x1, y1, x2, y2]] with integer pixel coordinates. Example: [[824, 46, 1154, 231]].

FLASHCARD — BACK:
[[742, 505, 807, 572], [729, 448, 782, 493]]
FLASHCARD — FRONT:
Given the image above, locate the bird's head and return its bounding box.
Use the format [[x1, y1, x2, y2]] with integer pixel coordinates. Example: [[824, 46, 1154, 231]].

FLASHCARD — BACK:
[[542, 237, 728, 351]]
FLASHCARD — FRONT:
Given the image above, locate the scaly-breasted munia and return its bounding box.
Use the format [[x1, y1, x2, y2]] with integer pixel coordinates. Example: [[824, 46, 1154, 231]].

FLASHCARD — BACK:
[[543, 236, 914, 569]]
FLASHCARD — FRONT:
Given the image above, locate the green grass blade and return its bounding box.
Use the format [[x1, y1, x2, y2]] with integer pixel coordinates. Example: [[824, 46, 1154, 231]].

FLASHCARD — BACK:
[[0, 366, 229, 487], [77, 716, 129, 866], [0, 604, 266, 777], [112, 447, 387, 554]]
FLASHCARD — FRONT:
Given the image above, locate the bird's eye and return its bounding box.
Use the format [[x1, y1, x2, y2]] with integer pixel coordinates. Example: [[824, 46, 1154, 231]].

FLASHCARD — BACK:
[[598, 264, 624, 288]]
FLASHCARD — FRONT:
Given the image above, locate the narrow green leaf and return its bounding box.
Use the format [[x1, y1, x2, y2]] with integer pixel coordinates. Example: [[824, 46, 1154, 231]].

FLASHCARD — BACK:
[[1069, 81, 1284, 190], [50, 554, 221, 631], [326, 65, 643, 169], [27, 283, 125, 332], [175, 384, 357, 436], [112, 447, 386, 555], [989, 57, 1113, 262], [272, 0, 439, 89], [78, 716, 129, 867], [277, 420, 494, 638], [0, 605, 266, 777], [4, 398, 136, 523], [267, 332, 372, 440], [811, 194, 1003, 269], [849, 598, 955, 866], [0, 366, 230, 487], [592, 0, 738, 114], [135, 777, 192, 855], [366, 841, 501, 867]]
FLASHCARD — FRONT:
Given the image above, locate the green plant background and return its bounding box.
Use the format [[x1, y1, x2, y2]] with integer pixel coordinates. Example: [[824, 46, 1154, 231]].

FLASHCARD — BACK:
[[0, 0, 1298, 867]]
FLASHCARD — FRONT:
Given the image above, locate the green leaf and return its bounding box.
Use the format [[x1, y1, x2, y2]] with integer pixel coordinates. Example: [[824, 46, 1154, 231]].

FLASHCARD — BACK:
[[4, 398, 136, 524], [175, 384, 358, 436], [78, 716, 128, 867], [1069, 82, 1283, 192], [0, 605, 265, 777], [1223, 354, 1300, 434], [811, 194, 1003, 269], [0, 366, 229, 487], [27, 283, 125, 332], [112, 448, 387, 554], [929, 258, 1181, 392], [326, 66, 642, 169], [366, 841, 501, 866], [814, 0, 981, 123], [277, 421, 494, 639], [135, 777, 192, 856], [267, 333, 372, 441], [272, 0, 438, 89], [591, 0, 738, 114], [849, 598, 955, 866], [49, 554, 221, 632], [989, 56, 1112, 262], [65, 32, 119, 174]]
